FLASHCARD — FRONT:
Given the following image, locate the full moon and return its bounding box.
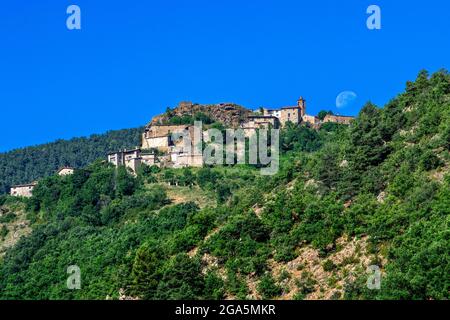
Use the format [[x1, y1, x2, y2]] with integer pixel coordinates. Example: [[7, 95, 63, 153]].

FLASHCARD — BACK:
[[336, 91, 357, 109]]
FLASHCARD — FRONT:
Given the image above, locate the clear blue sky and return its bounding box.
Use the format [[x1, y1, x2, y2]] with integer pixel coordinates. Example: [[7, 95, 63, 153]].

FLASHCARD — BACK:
[[1, 0, 449, 152]]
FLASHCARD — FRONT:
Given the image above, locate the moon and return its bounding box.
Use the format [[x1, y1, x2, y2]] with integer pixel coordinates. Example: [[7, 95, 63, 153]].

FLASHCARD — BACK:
[[336, 91, 357, 109]]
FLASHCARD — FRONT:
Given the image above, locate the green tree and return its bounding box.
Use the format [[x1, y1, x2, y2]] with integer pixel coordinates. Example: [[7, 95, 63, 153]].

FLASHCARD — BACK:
[[318, 110, 334, 120], [257, 274, 281, 299], [130, 242, 162, 299]]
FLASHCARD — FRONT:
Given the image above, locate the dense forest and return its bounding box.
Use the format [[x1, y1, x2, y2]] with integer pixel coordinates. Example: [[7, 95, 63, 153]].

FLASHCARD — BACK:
[[0, 70, 448, 300], [0, 128, 143, 194]]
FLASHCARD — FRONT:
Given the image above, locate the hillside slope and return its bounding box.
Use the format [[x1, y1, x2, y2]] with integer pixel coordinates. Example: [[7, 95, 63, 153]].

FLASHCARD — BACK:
[[0, 70, 448, 300], [0, 127, 143, 194]]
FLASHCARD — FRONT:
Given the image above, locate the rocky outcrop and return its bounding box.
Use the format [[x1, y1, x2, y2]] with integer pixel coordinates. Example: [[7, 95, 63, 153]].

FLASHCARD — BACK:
[[149, 101, 252, 128]]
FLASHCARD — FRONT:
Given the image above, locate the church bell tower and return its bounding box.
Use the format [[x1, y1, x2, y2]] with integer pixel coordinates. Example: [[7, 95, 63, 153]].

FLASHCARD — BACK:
[[297, 96, 306, 117]]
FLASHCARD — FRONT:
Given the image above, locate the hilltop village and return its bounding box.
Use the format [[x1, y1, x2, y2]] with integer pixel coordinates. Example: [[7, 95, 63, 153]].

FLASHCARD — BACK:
[[106, 97, 353, 174], [10, 97, 353, 197]]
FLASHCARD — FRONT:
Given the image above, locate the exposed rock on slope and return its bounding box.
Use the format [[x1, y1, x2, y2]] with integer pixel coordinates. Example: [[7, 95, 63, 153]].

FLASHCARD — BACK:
[[0, 203, 31, 257], [149, 101, 252, 128]]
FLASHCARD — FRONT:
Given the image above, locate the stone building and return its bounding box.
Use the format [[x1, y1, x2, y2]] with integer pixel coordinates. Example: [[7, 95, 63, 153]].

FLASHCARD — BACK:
[[109, 123, 205, 172], [280, 97, 306, 125], [141, 125, 191, 152], [262, 96, 353, 127], [302, 114, 320, 126], [10, 182, 37, 198], [240, 115, 280, 137], [57, 167, 74, 176], [140, 123, 205, 169], [323, 114, 354, 125], [108, 148, 143, 173], [279, 106, 302, 125], [141, 152, 157, 166], [263, 97, 307, 126], [242, 115, 280, 129], [263, 109, 281, 119]]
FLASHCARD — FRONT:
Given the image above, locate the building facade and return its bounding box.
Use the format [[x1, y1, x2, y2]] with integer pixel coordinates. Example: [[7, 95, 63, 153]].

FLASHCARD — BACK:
[[107, 148, 143, 173], [302, 114, 320, 126], [262, 97, 307, 127], [141, 125, 191, 152], [242, 115, 280, 129], [10, 182, 37, 198]]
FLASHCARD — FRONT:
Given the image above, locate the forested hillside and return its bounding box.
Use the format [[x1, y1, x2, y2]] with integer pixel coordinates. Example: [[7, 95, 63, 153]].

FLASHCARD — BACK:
[[0, 128, 143, 194], [0, 70, 448, 300]]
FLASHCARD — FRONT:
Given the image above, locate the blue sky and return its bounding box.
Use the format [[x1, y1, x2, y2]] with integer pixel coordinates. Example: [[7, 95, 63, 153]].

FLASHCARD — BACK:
[[1, 0, 449, 152]]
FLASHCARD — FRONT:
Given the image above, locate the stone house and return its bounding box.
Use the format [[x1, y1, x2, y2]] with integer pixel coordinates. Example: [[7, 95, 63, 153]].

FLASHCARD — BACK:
[[240, 115, 280, 137], [242, 115, 280, 129], [263, 97, 307, 126], [10, 182, 37, 198], [302, 114, 320, 126], [141, 125, 191, 152], [108, 148, 143, 173], [57, 167, 74, 176]]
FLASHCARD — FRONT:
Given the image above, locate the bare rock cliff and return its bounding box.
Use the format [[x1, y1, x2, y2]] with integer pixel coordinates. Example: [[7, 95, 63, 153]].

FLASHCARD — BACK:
[[149, 101, 252, 128]]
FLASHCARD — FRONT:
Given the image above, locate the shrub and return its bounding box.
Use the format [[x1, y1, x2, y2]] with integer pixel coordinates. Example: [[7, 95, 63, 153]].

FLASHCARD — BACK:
[[204, 271, 225, 299], [295, 271, 317, 297], [419, 150, 442, 171], [257, 274, 282, 299], [0, 212, 17, 224], [0, 225, 8, 239], [322, 259, 336, 272]]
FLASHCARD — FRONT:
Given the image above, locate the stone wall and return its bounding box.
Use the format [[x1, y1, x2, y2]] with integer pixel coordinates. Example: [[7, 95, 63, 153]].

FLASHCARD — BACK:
[[142, 134, 170, 151], [125, 158, 140, 174], [141, 154, 156, 166], [174, 153, 203, 168], [142, 125, 193, 151]]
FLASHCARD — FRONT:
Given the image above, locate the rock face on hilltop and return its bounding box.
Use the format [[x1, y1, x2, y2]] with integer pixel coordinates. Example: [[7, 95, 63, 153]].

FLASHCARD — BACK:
[[149, 101, 252, 128]]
